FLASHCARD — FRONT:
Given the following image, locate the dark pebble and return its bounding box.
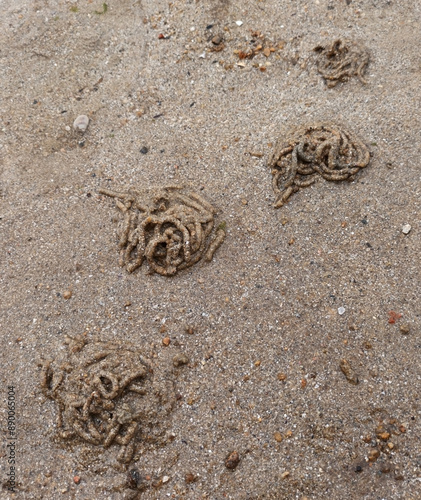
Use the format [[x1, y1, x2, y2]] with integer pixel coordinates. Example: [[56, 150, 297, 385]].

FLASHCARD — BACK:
[[212, 35, 223, 45], [185, 473, 197, 484], [127, 469, 147, 491], [225, 451, 240, 470], [127, 469, 141, 489], [140, 146, 149, 154]]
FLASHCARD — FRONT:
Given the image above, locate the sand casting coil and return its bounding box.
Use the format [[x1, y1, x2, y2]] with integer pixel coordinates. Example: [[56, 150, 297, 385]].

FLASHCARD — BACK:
[[269, 123, 370, 208], [99, 186, 226, 276]]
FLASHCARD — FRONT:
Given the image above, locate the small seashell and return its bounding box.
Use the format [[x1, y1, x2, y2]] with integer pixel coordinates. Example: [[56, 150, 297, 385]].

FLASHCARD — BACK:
[[73, 115, 90, 133]]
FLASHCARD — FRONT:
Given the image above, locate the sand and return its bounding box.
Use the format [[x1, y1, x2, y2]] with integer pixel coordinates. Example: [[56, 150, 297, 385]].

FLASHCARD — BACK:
[[0, 0, 420, 498]]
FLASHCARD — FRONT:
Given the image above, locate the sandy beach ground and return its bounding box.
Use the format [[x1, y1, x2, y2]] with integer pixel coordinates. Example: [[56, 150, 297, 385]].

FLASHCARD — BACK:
[[0, 0, 420, 498]]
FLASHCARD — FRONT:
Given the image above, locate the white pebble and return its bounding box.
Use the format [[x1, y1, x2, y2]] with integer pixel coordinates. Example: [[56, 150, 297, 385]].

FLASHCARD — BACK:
[[338, 307, 345, 315], [402, 224, 411, 235], [73, 115, 89, 132], [236, 20, 243, 26], [162, 476, 170, 483]]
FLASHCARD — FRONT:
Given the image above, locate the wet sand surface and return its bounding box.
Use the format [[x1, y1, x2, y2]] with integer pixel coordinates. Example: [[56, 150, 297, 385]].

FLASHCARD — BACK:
[[0, 1, 420, 498]]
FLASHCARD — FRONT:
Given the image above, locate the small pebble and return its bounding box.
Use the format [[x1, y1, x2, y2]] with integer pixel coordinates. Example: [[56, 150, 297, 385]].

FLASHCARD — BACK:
[[162, 476, 169, 483], [162, 337, 171, 346], [400, 324, 410, 335], [375, 423, 391, 441], [211, 35, 223, 45], [338, 306, 345, 315], [339, 359, 359, 385], [73, 476, 81, 485], [73, 115, 89, 133], [63, 290, 72, 300], [185, 473, 197, 484], [140, 146, 149, 154], [378, 431, 391, 441], [277, 373, 287, 381], [401, 224, 411, 235], [368, 449, 380, 462], [225, 451, 240, 469], [173, 353, 189, 367], [274, 431, 283, 443], [235, 20, 243, 26], [281, 471, 290, 479]]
